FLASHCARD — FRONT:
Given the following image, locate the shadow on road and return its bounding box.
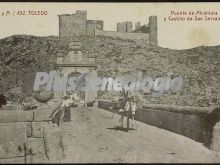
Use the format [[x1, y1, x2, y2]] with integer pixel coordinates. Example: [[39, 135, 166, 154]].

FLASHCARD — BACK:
[[107, 126, 135, 132]]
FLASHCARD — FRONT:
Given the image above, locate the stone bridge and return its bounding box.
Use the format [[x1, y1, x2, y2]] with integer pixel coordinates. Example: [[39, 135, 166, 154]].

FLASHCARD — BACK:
[[0, 101, 220, 163]]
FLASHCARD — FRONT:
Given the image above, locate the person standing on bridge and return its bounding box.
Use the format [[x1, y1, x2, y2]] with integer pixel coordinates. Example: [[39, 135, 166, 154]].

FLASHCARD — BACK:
[[124, 96, 138, 132], [50, 94, 74, 126]]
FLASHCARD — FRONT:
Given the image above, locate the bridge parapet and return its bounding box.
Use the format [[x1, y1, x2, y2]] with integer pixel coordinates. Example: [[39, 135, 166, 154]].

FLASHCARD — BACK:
[[97, 99, 220, 152]]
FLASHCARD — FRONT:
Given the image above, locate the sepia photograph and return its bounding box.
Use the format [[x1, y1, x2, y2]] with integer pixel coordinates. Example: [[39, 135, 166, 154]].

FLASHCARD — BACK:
[[0, 2, 219, 163]]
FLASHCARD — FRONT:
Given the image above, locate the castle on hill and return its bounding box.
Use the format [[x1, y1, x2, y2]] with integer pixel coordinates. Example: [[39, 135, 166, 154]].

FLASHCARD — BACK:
[[58, 10, 158, 46]]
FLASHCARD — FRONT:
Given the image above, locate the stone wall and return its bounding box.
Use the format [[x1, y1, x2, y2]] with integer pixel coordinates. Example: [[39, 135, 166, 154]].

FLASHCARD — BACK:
[[95, 29, 149, 43], [97, 99, 220, 151], [95, 15, 157, 45], [0, 106, 64, 163]]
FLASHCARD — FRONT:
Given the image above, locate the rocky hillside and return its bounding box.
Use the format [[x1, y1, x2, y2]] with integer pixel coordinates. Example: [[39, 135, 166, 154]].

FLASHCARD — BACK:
[[0, 35, 219, 107]]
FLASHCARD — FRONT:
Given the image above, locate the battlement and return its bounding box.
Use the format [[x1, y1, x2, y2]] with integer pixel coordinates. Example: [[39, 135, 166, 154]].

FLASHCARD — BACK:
[[58, 10, 87, 19]]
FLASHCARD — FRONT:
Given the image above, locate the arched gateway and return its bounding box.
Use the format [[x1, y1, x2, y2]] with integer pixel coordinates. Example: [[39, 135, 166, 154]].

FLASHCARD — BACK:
[[54, 36, 97, 106]]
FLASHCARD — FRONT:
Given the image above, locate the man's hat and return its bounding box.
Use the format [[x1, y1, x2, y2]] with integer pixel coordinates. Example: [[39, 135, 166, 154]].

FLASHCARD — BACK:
[[63, 95, 70, 99]]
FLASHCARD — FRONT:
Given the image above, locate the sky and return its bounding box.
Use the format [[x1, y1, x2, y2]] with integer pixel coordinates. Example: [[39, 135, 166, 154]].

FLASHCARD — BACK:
[[0, 2, 220, 49]]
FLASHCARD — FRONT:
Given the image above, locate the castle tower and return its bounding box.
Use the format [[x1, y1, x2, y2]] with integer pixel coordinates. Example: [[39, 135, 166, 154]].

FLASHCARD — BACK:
[[149, 16, 158, 46], [86, 20, 104, 36], [117, 22, 133, 33], [121, 23, 126, 32], [135, 22, 141, 30], [58, 10, 87, 36], [117, 22, 126, 33], [126, 21, 133, 32], [117, 23, 121, 32]]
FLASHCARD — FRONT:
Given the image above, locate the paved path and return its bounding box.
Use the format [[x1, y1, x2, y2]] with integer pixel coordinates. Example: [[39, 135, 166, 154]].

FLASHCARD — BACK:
[[59, 107, 220, 163]]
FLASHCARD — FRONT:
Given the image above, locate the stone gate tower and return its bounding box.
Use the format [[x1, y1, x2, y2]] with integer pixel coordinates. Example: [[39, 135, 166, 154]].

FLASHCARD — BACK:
[[55, 35, 98, 105]]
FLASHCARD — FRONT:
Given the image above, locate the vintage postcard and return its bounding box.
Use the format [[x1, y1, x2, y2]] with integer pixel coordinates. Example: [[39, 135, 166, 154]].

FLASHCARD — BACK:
[[0, 2, 219, 164]]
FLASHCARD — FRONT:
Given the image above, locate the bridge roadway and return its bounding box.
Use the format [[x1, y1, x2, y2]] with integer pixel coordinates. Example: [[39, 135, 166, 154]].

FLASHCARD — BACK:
[[59, 107, 220, 163]]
